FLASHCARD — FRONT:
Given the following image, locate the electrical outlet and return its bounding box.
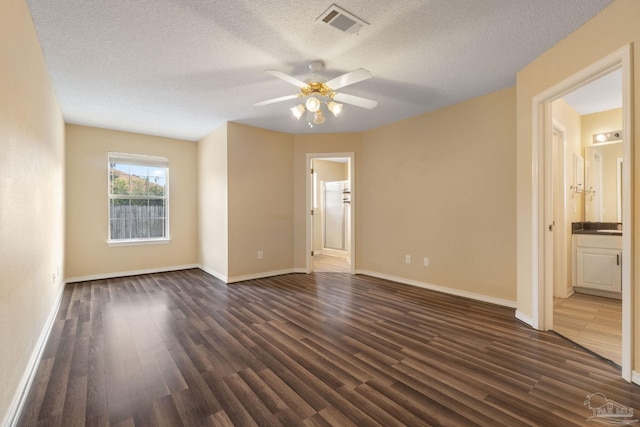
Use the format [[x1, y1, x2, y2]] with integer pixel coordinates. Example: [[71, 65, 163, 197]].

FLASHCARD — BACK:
[[423, 257, 429, 267], [258, 250, 264, 260], [405, 255, 411, 264]]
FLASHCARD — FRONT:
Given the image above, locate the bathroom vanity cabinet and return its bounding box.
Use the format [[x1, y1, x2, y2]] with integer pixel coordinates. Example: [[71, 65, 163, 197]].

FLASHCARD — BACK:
[[573, 234, 622, 294]]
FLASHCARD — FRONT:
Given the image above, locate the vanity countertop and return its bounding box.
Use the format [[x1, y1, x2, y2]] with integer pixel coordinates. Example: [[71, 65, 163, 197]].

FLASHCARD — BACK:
[[572, 222, 622, 236]]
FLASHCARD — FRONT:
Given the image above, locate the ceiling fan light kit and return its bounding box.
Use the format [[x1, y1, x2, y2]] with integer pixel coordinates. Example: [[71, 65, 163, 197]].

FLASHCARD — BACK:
[[327, 101, 343, 117], [255, 61, 378, 127], [305, 96, 321, 112], [313, 109, 326, 125], [290, 104, 305, 120]]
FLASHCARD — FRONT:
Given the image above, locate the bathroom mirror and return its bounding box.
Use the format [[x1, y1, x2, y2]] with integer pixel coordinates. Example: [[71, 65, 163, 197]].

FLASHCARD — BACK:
[[584, 141, 622, 222]]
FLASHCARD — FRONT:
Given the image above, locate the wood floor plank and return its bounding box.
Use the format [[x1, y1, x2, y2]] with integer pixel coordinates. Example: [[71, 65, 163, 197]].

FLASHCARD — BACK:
[[17, 269, 640, 426], [37, 323, 75, 421], [255, 368, 317, 420], [353, 382, 431, 426], [390, 361, 511, 426], [201, 373, 259, 427], [18, 358, 54, 427], [85, 334, 108, 426], [554, 293, 622, 365], [223, 372, 283, 426], [151, 394, 182, 427], [60, 375, 87, 427], [236, 368, 288, 414]]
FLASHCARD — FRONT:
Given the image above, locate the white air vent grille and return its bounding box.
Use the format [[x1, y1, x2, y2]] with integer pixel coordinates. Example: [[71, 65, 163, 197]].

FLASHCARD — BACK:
[[317, 4, 369, 34]]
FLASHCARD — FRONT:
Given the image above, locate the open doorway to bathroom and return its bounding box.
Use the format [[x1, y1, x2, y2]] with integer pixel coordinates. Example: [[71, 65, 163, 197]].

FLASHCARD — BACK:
[[550, 69, 623, 366], [307, 154, 354, 273], [551, 69, 624, 366], [533, 46, 633, 380]]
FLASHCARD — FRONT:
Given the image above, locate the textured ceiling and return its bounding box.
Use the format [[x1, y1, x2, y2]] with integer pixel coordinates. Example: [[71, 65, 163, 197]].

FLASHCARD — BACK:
[[27, 0, 614, 141]]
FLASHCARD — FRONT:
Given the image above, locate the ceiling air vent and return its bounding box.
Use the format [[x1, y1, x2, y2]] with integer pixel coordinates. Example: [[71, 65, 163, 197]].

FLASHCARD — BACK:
[[317, 4, 369, 34]]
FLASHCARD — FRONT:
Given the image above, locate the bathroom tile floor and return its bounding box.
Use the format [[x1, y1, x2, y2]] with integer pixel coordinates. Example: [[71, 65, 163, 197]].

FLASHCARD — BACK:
[[553, 292, 622, 366]]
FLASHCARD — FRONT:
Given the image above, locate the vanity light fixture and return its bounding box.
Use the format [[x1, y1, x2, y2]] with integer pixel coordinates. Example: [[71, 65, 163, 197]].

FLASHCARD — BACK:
[[593, 130, 623, 144]]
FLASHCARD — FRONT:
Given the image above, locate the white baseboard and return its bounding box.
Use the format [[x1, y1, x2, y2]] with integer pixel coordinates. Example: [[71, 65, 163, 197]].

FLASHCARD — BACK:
[[198, 266, 299, 284], [632, 371, 640, 387], [197, 265, 228, 283], [64, 264, 199, 283], [355, 270, 517, 308], [3, 281, 66, 427], [293, 268, 307, 274], [515, 310, 534, 327], [227, 269, 296, 284]]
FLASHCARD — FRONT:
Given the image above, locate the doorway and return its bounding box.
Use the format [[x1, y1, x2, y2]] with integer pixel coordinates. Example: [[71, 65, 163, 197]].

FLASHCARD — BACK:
[[306, 153, 355, 274], [322, 180, 349, 255], [531, 45, 632, 380], [550, 74, 624, 365]]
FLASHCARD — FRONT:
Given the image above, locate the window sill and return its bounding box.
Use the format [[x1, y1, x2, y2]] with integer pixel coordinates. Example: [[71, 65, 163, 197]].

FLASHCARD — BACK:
[[107, 238, 171, 247]]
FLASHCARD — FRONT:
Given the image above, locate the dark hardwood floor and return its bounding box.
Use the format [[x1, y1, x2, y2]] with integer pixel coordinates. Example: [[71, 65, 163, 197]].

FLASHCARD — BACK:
[[18, 269, 639, 426]]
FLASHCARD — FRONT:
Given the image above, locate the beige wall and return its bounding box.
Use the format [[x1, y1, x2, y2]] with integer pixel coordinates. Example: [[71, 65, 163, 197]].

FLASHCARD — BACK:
[[201, 127, 360, 278], [227, 123, 294, 279], [360, 87, 517, 302], [515, 0, 640, 366], [198, 125, 229, 281], [582, 109, 623, 222], [0, 0, 65, 423], [198, 124, 229, 279], [65, 125, 198, 279], [293, 134, 362, 270], [6, 1, 636, 420]]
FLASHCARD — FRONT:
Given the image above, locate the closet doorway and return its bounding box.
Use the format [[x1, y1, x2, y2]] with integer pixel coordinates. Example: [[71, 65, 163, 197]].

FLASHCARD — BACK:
[[306, 153, 354, 273]]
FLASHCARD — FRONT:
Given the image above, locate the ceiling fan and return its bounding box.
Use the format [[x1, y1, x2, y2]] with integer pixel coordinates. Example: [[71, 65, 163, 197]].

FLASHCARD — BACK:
[[254, 61, 378, 126]]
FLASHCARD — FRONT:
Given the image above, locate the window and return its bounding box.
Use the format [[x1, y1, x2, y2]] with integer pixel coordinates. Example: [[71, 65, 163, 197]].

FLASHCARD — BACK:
[[108, 152, 169, 243]]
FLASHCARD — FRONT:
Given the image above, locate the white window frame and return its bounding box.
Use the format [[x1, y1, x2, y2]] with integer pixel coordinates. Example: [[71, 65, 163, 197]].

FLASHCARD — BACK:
[[107, 152, 170, 246]]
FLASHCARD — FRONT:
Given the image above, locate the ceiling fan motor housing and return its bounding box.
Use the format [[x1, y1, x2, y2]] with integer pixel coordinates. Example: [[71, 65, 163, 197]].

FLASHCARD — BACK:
[[301, 82, 334, 98]]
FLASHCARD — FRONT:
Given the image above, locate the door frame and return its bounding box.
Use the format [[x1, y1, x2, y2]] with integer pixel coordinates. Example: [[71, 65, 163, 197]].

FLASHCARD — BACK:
[[306, 152, 355, 274], [530, 45, 633, 380], [551, 123, 569, 300]]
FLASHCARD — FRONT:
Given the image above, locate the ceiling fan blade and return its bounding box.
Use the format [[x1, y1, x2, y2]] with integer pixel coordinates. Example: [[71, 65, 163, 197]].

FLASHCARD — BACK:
[[325, 68, 372, 91], [333, 93, 378, 109], [253, 94, 300, 107], [265, 69, 308, 89]]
